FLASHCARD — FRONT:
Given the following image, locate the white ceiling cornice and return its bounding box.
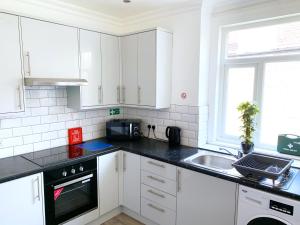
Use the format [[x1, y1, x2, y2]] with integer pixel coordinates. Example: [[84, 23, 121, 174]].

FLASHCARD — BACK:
[[123, 0, 202, 26]]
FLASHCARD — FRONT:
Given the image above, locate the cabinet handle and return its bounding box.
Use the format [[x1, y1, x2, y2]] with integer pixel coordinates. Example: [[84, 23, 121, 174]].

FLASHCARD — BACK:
[[25, 51, 31, 76], [123, 153, 126, 171], [147, 161, 166, 168], [98, 86, 102, 104], [148, 189, 165, 198], [138, 86, 141, 104], [122, 86, 126, 103], [245, 196, 262, 205], [177, 169, 181, 192], [147, 175, 165, 183], [33, 176, 41, 202], [117, 86, 120, 103], [115, 154, 118, 172], [147, 203, 165, 213], [17, 85, 22, 110]]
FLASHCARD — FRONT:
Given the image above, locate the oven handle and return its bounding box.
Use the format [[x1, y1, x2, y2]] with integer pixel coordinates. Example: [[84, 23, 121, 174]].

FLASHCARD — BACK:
[[54, 174, 93, 190]]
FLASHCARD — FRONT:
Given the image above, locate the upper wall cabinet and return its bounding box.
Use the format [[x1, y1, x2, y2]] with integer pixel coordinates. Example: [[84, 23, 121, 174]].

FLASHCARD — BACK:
[[0, 13, 25, 114], [121, 29, 172, 109], [21, 18, 79, 79], [67, 30, 121, 109], [101, 34, 121, 106]]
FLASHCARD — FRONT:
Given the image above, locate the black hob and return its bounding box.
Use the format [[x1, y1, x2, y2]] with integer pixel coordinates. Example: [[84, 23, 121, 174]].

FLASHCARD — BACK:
[[21, 143, 115, 168]]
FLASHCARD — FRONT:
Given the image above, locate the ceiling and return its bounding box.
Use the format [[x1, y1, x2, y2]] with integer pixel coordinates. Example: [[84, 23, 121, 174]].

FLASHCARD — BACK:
[[59, 0, 201, 18]]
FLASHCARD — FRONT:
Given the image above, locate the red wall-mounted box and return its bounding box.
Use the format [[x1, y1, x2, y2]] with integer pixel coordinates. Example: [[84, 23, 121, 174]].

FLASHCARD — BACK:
[[68, 127, 83, 145]]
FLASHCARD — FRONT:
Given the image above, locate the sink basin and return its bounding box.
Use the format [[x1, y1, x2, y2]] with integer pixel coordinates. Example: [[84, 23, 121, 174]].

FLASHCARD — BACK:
[[191, 155, 235, 170], [183, 150, 239, 175]]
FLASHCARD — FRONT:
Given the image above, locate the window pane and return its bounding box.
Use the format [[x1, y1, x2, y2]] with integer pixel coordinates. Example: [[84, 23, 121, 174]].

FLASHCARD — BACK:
[[227, 21, 300, 57], [223, 67, 255, 137], [260, 61, 300, 146]]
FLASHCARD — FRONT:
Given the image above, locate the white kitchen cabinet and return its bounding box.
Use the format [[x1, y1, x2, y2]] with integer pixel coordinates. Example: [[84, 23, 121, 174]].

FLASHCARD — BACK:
[[121, 34, 139, 105], [0, 173, 44, 225], [121, 29, 172, 109], [98, 152, 119, 216], [67, 31, 121, 109], [21, 17, 79, 79], [122, 151, 141, 214], [176, 168, 237, 225], [0, 13, 24, 114], [101, 34, 121, 105], [67, 29, 102, 109]]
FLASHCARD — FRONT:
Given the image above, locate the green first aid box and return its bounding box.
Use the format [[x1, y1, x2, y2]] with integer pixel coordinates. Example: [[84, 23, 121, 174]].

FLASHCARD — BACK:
[[277, 134, 300, 156]]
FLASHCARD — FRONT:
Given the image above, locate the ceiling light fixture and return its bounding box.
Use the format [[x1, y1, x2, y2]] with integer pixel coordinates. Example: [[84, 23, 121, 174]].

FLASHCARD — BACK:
[[123, 0, 131, 3]]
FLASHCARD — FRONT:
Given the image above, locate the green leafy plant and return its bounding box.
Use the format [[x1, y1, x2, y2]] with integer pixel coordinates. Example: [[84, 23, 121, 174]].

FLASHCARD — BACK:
[[237, 101, 260, 145]]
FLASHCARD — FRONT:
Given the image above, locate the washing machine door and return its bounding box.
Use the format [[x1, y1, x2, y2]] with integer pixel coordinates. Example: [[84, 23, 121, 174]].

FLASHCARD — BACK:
[[247, 217, 291, 225]]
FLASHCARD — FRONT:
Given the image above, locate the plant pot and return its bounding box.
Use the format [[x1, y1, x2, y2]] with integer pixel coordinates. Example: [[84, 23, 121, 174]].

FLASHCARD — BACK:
[[241, 142, 254, 154]]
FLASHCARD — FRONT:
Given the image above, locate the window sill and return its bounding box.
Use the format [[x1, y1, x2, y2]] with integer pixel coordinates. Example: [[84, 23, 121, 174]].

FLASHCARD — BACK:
[[199, 142, 300, 169]]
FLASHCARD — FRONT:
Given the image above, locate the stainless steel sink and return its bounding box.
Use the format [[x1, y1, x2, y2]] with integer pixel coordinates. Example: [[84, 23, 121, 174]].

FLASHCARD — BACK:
[[183, 150, 240, 175]]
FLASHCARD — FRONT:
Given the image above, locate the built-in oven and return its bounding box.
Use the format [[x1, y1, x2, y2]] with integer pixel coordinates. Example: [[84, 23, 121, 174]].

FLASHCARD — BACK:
[[44, 158, 98, 225]]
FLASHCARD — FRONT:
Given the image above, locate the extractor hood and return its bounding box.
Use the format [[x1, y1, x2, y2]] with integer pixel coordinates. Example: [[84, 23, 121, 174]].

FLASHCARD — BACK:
[[24, 78, 88, 86]]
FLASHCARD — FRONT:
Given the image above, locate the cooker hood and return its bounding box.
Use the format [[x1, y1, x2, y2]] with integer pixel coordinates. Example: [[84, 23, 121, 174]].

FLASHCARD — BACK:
[[24, 78, 88, 86]]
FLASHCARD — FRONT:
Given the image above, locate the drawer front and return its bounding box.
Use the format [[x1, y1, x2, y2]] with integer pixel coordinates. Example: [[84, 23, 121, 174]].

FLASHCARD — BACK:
[[141, 171, 176, 196], [141, 198, 176, 225], [141, 157, 176, 180], [141, 184, 176, 211]]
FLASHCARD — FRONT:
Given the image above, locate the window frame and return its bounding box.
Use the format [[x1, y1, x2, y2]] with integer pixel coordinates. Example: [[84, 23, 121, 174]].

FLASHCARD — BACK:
[[210, 16, 300, 151]]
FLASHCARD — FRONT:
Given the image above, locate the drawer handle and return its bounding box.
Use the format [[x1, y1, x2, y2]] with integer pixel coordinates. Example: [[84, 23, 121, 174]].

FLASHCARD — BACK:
[[148, 161, 166, 168], [148, 189, 165, 198], [147, 175, 165, 183], [147, 203, 165, 213]]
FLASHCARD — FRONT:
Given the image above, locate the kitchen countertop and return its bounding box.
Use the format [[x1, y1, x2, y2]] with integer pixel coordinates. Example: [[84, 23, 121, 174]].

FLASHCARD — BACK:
[[0, 137, 300, 201]]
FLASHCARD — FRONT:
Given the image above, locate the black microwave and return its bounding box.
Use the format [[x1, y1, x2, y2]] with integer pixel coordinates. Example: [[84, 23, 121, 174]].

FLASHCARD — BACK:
[[106, 119, 141, 141]]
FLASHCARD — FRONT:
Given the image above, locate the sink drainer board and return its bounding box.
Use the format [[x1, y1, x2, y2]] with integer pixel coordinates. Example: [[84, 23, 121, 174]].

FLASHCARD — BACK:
[[232, 153, 293, 180]]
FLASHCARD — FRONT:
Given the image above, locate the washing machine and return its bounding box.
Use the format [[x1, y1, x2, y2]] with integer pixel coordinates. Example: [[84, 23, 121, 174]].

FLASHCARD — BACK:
[[237, 185, 300, 225]]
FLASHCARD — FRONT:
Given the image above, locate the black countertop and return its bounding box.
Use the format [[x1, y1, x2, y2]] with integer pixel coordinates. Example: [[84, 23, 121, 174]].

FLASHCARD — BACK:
[[0, 137, 300, 201]]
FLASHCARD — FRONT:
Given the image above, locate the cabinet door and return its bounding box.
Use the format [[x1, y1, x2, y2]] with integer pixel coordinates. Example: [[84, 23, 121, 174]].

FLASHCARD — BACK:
[[79, 29, 102, 107], [121, 35, 138, 105], [21, 17, 79, 78], [176, 168, 237, 225], [101, 34, 120, 105], [0, 13, 24, 114], [123, 152, 141, 214], [138, 31, 157, 107], [98, 152, 119, 216], [0, 173, 44, 225]]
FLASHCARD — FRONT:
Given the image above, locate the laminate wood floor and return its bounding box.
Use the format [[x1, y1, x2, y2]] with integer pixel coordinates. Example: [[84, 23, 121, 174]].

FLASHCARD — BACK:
[[101, 213, 144, 225]]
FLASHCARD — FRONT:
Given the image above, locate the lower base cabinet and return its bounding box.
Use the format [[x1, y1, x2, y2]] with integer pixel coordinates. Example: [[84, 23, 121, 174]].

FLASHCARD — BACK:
[[176, 168, 237, 225], [98, 152, 120, 216], [0, 173, 45, 225]]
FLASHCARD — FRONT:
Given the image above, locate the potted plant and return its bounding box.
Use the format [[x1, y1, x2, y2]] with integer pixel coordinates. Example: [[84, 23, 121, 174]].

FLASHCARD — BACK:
[[237, 101, 259, 154]]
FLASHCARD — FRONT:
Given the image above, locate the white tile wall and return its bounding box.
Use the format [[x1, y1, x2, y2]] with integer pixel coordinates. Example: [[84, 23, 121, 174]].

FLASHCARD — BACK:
[[123, 105, 208, 147], [0, 86, 208, 159], [0, 86, 123, 158]]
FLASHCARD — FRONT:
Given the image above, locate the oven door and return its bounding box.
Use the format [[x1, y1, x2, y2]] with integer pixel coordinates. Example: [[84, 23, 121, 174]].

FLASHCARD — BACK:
[[45, 170, 98, 225]]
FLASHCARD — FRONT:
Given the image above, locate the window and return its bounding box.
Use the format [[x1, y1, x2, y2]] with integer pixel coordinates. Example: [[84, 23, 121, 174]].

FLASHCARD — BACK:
[[215, 18, 300, 150]]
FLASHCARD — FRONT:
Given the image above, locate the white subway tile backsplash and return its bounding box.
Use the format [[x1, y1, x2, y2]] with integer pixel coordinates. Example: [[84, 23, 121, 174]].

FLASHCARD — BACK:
[[0, 147, 13, 158], [49, 122, 66, 131], [34, 141, 50, 151], [0, 129, 13, 139], [14, 144, 33, 155], [1, 118, 22, 128], [40, 98, 57, 107], [31, 107, 49, 116], [22, 116, 41, 126], [0, 86, 208, 158], [41, 115, 58, 124], [23, 134, 42, 144], [13, 127, 32, 136]]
